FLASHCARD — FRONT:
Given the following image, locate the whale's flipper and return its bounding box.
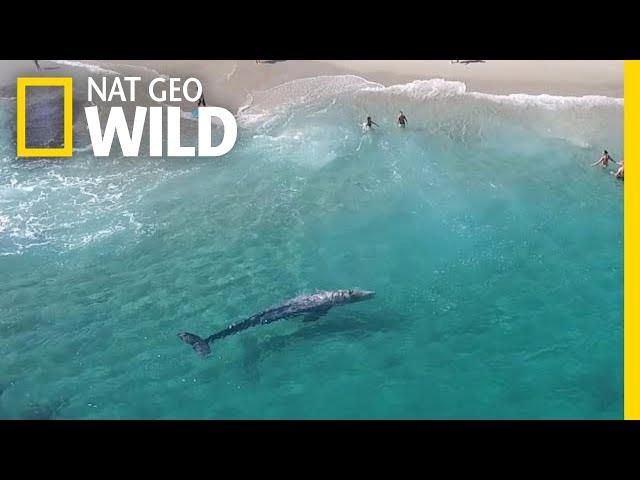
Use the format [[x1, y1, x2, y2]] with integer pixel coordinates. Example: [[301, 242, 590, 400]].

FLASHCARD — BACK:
[[178, 332, 211, 357], [303, 307, 330, 322]]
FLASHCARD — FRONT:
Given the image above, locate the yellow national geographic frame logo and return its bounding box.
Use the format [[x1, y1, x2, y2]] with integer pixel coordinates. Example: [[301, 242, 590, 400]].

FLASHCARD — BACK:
[[16, 77, 73, 157]]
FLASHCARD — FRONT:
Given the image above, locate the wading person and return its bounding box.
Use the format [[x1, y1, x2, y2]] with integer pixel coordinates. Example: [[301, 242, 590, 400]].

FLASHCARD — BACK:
[[398, 111, 408, 128], [592, 150, 615, 168]]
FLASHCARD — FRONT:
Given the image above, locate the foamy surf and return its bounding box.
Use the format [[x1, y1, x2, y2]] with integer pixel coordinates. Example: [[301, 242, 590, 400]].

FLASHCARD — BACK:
[[236, 75, 622, 153], [50, 60, 120, 76], [243, 75, 623, 113], [100, 62, 170, 80]]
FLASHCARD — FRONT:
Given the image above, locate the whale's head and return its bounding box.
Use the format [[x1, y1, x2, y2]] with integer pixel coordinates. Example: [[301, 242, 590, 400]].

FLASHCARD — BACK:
[[340, 288, 375, 304]]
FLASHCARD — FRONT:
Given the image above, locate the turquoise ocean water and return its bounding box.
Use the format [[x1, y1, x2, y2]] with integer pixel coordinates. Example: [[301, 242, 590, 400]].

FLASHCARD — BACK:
[[0, 65, 624, 419]]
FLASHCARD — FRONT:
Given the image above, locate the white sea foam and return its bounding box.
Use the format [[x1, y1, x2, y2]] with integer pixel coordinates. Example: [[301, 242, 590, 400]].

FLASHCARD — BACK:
[[99, 62, 169, 79], [0, 160, 199, 256], [50, 60, 120, 76], [73, 144, 94, 153], [470, 91, 624, 109], [363, 78, 623, 108], [240, 75, 623, 121]]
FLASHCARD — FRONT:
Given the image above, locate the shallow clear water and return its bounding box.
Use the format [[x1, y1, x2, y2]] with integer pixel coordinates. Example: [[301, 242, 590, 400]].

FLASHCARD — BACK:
[[0, 68, 623, 419]]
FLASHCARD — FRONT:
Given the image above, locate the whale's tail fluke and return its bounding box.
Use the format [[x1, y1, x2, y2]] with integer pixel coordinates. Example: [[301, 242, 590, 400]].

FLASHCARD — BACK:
[[178, 332, 211, 357]]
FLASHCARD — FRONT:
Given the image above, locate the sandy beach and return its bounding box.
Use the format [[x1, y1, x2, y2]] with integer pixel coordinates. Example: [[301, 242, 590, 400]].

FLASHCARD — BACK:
[[110, 60, 625, 108], [326, 60, 623, 96], [0, 60, 623, 112]]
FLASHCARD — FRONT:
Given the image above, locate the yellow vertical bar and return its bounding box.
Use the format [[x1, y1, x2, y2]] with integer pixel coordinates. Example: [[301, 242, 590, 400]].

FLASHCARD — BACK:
[[625, 60, 639, 420], [16, 78, 26, 156], [63, 78, 73, 156]]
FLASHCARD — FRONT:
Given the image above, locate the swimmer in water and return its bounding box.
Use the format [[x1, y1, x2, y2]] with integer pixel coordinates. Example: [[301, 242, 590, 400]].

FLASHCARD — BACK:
[[592, 150, 616, 168], [614, 159, 624, 179], [398, 111, 408, 128], [365, 116, 379, 129]]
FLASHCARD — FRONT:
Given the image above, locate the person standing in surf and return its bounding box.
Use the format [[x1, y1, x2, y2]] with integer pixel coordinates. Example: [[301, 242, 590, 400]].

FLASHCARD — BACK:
[[398, 111, 408, 128], [365, 116, 379, 129], [592, 150, 616, 169], [614, 159, 624, 179]]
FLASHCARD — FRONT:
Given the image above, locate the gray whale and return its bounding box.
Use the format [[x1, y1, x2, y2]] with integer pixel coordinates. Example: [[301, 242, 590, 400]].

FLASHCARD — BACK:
[[178, 288, 375, 357]]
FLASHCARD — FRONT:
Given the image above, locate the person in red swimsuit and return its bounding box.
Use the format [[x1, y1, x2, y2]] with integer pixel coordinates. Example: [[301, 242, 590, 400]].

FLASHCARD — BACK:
[[592, 150, 616, 168]]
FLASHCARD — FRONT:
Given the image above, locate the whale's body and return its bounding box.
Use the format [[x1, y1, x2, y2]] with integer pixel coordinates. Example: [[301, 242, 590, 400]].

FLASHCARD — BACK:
[[178, 288, 375, 357]]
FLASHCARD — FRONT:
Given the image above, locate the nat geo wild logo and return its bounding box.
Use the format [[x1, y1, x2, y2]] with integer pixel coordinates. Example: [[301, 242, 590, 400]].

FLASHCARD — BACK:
[[16, 76, 238, 158]]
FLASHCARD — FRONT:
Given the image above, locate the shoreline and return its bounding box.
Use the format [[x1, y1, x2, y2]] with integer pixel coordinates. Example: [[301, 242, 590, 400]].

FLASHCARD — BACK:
[[0, 60, 623, 113], [126, 60, 624, 112], [104, 59, 625, 100], [323, 60, 623, 98]]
